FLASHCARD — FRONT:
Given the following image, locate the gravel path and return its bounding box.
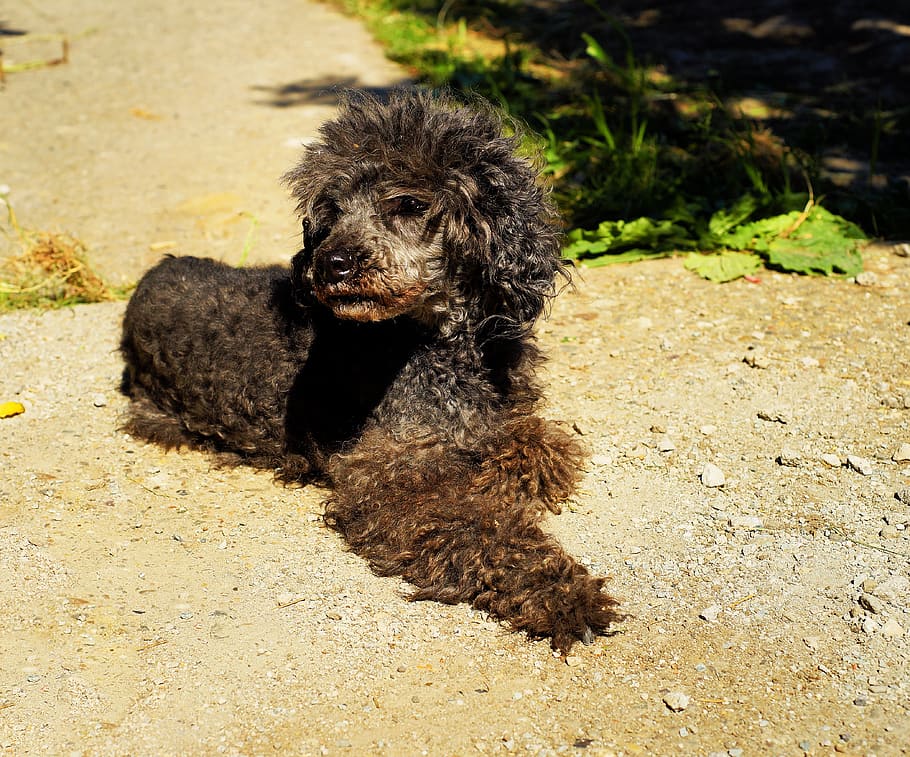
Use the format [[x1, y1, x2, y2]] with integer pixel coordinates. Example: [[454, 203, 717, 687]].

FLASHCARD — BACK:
[[2, 2, 909, 755]]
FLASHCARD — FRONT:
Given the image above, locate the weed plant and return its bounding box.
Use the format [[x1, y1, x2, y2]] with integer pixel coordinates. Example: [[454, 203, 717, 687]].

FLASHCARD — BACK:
[[328, 0, 891, 280]]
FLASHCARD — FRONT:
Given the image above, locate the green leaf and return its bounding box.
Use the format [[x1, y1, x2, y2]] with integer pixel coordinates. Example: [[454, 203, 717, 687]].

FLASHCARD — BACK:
[[582, 33, 611, 67], [707, 195, 758, 238], [684, 251, 761, 282], [761, 207, 865, 275], [766, 238, 863, 276], [563, 216, 693, 261], [580, 248, 670, 267]]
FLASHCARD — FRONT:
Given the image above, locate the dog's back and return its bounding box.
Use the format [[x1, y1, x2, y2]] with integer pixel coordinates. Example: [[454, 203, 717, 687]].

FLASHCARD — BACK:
[[121, 255, 305, 459]]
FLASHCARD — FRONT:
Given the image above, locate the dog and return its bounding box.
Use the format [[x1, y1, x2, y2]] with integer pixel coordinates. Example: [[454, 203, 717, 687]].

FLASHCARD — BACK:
[[120, 89, 621, 652]]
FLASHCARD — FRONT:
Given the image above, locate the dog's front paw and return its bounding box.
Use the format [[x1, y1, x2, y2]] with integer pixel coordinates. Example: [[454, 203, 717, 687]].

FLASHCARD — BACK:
[[475, 552, 624, 654], [509, 570, 623, 654]]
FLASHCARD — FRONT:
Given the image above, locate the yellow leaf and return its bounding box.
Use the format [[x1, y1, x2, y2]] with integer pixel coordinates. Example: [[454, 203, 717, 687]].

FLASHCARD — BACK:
[[0, 401, 25, 418]]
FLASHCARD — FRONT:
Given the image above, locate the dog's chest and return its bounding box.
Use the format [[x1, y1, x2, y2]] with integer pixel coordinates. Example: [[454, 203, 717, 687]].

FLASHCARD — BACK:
[[285, 318, 425, 450]]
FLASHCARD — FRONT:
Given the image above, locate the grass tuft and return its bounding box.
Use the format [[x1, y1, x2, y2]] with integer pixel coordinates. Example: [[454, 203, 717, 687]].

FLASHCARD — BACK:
[[1, 196, 126, 312]]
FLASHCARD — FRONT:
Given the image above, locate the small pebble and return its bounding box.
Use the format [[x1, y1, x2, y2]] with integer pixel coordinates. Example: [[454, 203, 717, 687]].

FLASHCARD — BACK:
[[854, 271, 878, 287], [743, 348, 770, 369], [662, 691, 690, 712], [325, 611, 342, 621], [728, 515, 763, 530], [859, 593, 885, 615], [699, 605, 721, 622], [820, 453, 842, 468], [798, 740, 812, 752], [92, 394, 108, 408], [853, 696, 868, 707], [892, 443, 910, 463], [701, 463, 725, 488], [627, 443, 648, 460], [880, 618, 904, 638], [861, 617, 878, 635], [880, 525, 900, 540], [873, 575, 909, 602], [897, 488, 910, 505], [657, 435, 676, 453], [564, 655, 581, 667], [699, 425, 717, 436], [777, 448, 802, 467], [846, 455, 874, 475]]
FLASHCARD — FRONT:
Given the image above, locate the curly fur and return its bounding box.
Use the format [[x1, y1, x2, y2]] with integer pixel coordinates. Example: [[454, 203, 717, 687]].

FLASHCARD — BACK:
[[120, 89, 622, 651]]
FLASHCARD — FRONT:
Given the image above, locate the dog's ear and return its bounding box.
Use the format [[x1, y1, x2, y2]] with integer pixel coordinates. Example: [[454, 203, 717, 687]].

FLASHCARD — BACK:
[[289, 219, 328, 307], [290, 248, 309, 306], [444, 155, 567, 336]]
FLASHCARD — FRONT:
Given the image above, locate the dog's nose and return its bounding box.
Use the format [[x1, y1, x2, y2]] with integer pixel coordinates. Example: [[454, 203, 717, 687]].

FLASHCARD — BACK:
[[320, 250, 357, 283]]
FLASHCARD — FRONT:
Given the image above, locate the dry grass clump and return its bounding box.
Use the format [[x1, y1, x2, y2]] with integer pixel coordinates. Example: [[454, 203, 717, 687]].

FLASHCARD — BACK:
[[1, 199, 122, 311]]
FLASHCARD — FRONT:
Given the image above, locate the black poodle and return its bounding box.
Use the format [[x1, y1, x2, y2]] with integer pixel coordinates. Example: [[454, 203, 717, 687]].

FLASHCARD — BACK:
[[120, 90, 621, 652]]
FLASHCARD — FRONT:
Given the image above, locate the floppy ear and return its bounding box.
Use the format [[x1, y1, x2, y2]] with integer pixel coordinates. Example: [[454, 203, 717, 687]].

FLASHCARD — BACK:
[[289, 219, 331, 307], [284, 142, 338, 308], [444, 152, 567, 336]]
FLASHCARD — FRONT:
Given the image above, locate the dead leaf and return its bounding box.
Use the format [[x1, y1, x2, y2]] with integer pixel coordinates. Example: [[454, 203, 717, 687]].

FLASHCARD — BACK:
[[0, 401, 25, 418]]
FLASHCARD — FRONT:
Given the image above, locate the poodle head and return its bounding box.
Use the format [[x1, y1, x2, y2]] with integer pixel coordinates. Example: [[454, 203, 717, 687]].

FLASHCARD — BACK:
[[283, 89, 567, 335]]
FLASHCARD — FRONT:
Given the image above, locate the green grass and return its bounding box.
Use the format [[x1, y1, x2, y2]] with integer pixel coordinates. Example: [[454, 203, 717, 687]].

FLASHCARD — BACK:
[[327, 0, 883, 281]]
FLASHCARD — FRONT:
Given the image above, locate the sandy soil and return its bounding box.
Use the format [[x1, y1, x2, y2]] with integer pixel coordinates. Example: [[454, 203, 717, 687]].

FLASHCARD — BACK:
[[2, 2, 909, 755]]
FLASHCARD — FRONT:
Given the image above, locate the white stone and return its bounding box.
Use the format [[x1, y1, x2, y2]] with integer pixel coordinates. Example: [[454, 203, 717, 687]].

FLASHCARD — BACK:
[[743, 348, 770, 369], [657, 436, 676, 452], [873, 575, 910, 602], [880, 618, 904, 638], [701, 463, 726, 488], [855, 271, 878, 287], [729, 515, 764, 530], [663, 691, 690, 712], [778, 448, 802, 467], [699, 605, 721, 622], [846, 455, 874, 475]]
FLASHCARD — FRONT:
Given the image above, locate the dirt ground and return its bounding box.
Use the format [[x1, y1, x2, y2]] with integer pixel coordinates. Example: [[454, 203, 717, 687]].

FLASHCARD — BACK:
[[2, 2, 909, 755]]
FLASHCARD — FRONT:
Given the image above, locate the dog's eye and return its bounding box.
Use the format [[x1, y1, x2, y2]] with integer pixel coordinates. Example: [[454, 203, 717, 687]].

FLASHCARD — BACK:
[[386, 195, 429, 217]]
